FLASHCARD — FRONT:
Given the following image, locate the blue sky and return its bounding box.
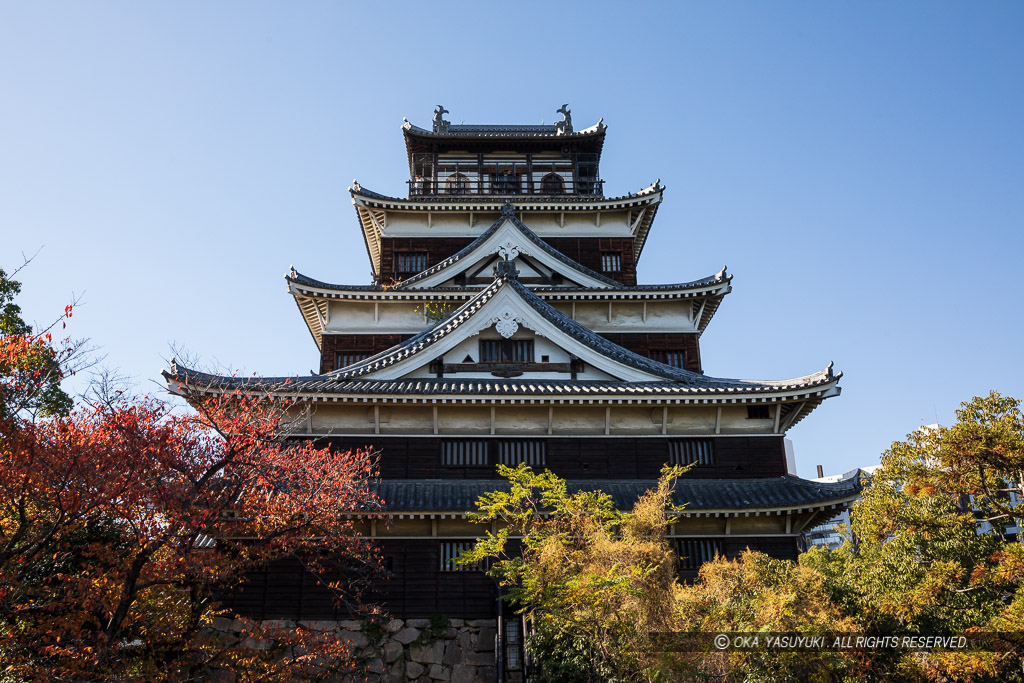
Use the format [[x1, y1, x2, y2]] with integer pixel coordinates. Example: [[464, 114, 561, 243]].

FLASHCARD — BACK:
[[3, 2, 1022, 478]]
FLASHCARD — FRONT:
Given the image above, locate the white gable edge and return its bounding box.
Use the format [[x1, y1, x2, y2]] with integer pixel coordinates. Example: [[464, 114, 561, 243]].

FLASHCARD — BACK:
[[357, 286, 663, 382], [402, 219, 614, 290]]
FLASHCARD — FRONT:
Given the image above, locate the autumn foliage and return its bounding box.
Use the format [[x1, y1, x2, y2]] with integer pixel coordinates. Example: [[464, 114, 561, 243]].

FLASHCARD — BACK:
[[0, 270, 381, 681]]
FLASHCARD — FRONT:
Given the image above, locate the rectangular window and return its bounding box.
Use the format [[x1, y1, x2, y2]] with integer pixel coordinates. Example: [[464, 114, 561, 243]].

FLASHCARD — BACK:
[[511, 340, 534, 362], [479, 339, 534, 363], [441, 440, 489, 467], [677, 539, 722, 570], [505, 619, 521, 669], [396, 252, 428, 275], [747, 405, 772, 419], [601, 252, 622, 272], [337, 352, 371, 368], [498, 440, 546, 467], [668, 439, 714, 466], [479, 340, 503, 362], [440, 541, 485, 572], [650, 350, 685, 368]]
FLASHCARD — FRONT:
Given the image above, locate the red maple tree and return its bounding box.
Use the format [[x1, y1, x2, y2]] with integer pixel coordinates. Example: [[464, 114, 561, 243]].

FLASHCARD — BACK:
[[0, 270, 381, 681]]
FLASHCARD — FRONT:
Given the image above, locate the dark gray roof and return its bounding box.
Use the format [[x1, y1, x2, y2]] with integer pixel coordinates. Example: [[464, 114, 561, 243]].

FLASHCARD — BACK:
[[370, 476, 861, 513], [286, 268, 730, 296], [168, 265, 837, 395], [392, 204, 621, 289], [402, 120, 606, 140], [315, 268, 712, 384], [351, 182, 662, 207], [164, 368, 837, 398]]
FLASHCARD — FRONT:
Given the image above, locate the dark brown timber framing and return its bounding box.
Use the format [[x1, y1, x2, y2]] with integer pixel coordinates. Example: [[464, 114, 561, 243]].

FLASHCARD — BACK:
[[599, 333, 703, 374], [307, 436, 788, 480], [379, 236, 637, 286]]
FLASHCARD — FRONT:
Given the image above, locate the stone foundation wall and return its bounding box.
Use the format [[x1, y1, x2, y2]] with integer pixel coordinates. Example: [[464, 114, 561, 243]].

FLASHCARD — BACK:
[[214, 616, 512, 683]]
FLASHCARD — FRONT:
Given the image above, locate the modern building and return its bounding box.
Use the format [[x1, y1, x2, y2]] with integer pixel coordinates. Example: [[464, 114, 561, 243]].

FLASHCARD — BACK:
[[803, 466, 879, 550], [165, 106, 860, 678]]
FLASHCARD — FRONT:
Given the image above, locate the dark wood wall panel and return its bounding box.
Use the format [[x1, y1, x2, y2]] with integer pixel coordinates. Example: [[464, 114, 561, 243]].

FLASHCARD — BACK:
[[320, 334, 411, 374], [313, 436, 788, 480], [541, 237, 637, 286], [226, 541, 499, 620], [378, 236, 637, 286], [380, 238, 474, 285], [227, 536, 799, 618], [678, 537, 800, 582], [599, 333, 702, 373]]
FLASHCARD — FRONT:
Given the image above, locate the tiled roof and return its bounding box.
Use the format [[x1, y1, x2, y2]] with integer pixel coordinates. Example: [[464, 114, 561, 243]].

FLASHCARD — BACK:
[[286, 267, 729, 297], [391, 204, 620, 289], [308, 264, 796, 386], [350, 180, 663, 208], [169, 262, 837, 397], [370, 476, 862, 513], [402, 119, 607, 140], [177, 258, 836, 396]]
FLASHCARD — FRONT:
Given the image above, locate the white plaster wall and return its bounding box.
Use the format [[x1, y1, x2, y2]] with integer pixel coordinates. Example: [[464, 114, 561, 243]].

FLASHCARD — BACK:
[[437, 406, 491, 434], [609, 407, 662, 435], [309, 405, 372, 433], [720, 407, 775, 434], [665, 407, 718, 434], [550, 406, 605, 434], [494, 407, 548, 435]]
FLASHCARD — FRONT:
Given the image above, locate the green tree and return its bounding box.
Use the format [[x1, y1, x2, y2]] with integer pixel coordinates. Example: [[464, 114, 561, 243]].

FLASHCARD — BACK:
[[803, 392, 1024, 682], [674, 551, 858, 683], [464, 464, 686, 682], [0, 264, 74, 420]]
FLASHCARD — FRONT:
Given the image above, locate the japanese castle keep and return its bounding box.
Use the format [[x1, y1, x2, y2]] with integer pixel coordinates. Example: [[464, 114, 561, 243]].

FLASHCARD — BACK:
[[166, 106, 860, 677]]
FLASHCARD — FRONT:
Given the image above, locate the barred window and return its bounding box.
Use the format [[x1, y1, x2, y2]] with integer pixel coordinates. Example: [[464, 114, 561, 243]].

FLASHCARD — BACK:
[[479, 340, 503, 362], [337, 352, 371, 368], [511, 340, 533, 362], [441, 440, 489, 467], [650, 350, 685, 368], [747, 405, 772, 419], [601, 252, 622, 272], [440, 541, 485, 572], [668, 439, 714, 466], [677, 539, 722, 570], [479, 339, 534, 363], [498, 440, 546, 467], [397, 252, 427, 274]]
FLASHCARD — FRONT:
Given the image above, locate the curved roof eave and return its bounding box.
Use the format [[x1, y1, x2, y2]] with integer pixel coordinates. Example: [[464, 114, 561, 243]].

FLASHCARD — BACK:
[[276, 267, 838, 392], [349, 181, 664, 211]]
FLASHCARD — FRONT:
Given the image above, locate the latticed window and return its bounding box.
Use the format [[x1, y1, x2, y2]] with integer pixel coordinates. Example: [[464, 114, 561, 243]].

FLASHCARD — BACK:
[[498, 440, 546, 467], [479, 340, 502, 362], [396, 252, 427, 275], [601, 252, 622, 272], [668, 439, 714, 466], [505, 619, 522, 669], [650, 350, 685, 368], [441, 440, 489, 467], [677, 539, 722, 570], [511, 340, 533, 362], [337, 352, 371, 368], [440, 541, 486, 572], [479, 339, 534, 363]]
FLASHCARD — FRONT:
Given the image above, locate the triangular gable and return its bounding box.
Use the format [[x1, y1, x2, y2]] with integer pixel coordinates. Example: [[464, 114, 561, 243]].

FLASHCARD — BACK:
[[328, 262, 715, 384], [393, 205, 620, 290]]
